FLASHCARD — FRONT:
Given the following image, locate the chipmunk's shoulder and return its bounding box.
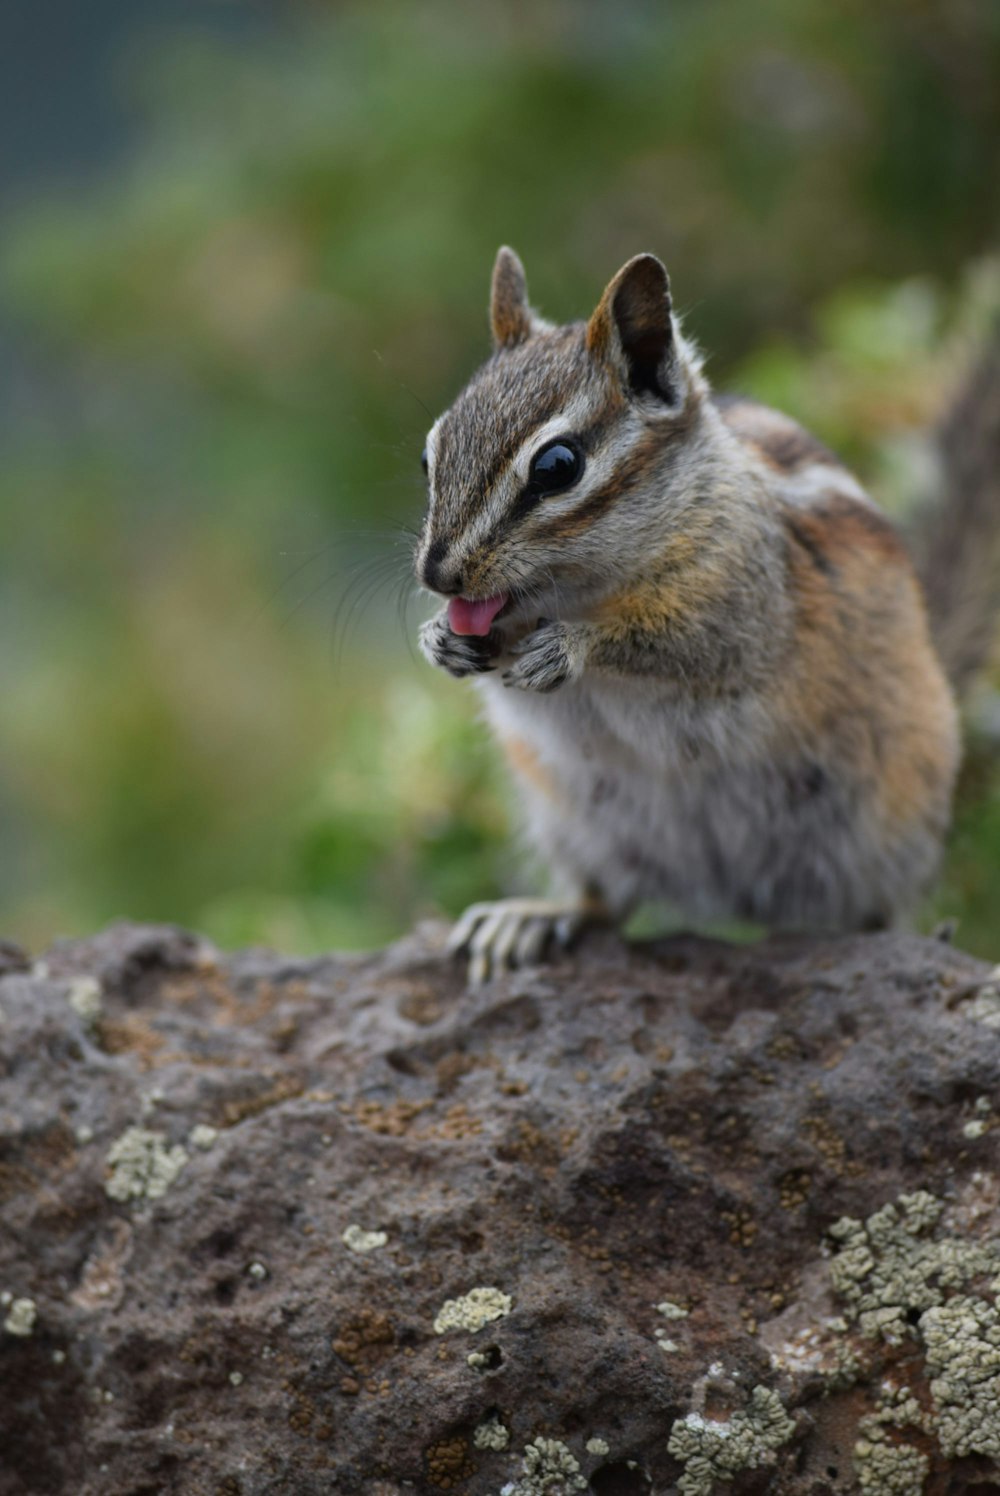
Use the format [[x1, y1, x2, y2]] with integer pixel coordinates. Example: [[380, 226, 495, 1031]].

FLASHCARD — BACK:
[[712, 393, 899, 540], [711, 393, 842, 476]]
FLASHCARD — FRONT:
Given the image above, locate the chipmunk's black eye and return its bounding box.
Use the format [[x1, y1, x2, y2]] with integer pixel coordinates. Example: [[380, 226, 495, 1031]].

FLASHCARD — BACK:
[[528, 439, 583, 495], [420, 446, 429, 475]]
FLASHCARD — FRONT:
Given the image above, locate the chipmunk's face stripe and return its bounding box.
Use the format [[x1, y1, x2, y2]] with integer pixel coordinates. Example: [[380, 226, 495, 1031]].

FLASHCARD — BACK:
[[416, 318, 704, 597], [418, 395, 567, 584], [435, 400, 566, 507], [533, 424, 667, 540], [422, 420, 442, 481], [505, 394, 605, 487], [452, 388, 618, 556], [467, 405, 649, 558], [428, 325, 592, 515]]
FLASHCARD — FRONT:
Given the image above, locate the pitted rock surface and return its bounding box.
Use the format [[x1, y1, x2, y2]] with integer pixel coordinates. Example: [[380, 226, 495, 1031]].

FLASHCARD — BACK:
[[0, 922, 999, 1495]]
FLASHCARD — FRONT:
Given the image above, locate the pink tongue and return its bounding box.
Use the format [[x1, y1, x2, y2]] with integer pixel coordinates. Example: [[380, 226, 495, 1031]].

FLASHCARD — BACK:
[[448, 593, 509, 637]]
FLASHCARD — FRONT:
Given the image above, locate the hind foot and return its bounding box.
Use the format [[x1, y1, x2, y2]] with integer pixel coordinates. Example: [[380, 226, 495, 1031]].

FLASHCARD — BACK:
[[447, 896, 606, 987]]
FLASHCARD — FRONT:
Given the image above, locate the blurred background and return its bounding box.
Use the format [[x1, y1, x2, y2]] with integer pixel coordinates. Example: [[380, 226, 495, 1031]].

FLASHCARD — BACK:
[[1, 0, 999, 958]]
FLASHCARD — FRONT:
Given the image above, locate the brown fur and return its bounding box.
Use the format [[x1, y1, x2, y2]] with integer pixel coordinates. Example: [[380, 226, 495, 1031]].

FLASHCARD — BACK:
[[535, 424, 668, 541], [594, 533, 721, 638], [784, 492, 909, 572], [777, 494, 955, 840], [430, 323, 591, 526], [418, 251, 968, 967], [588, 255, 677, 401], [490, 246, 534, 349], [716, 395, 840, 473]]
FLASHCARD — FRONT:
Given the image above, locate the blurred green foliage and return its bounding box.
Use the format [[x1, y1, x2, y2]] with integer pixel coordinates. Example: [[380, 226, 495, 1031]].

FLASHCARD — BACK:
[[1, 0, 999, 957]]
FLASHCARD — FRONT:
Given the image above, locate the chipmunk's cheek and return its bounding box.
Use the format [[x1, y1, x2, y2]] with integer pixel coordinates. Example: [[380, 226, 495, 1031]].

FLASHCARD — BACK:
[[448, 593, 510, 637]]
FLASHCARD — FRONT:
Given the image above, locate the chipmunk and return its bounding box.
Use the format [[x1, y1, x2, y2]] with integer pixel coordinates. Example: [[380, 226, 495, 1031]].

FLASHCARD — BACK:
[[415, 247, 995, 985]]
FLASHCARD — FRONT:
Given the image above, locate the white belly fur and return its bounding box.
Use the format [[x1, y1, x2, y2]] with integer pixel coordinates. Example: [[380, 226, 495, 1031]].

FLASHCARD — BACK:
[[476, 672, 936, 931]]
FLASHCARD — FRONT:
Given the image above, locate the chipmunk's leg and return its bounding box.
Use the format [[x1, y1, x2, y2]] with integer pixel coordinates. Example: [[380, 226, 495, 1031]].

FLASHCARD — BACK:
[[448, 891, 610, 988]]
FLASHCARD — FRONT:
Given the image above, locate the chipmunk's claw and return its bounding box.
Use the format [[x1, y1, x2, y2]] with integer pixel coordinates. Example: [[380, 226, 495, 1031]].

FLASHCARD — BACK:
[[502, 621, 580, 693], [447, 897, 596, 987], [419, 615, 500, 678]]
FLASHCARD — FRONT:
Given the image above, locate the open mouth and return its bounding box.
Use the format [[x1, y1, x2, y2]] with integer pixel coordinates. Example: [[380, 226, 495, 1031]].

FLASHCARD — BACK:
[[447, 592, 510, 637]]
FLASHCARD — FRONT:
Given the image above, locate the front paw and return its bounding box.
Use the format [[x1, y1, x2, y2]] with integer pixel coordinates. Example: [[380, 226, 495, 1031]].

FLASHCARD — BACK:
[[502, 621, 586, 693], [418, 614, 500, 678]]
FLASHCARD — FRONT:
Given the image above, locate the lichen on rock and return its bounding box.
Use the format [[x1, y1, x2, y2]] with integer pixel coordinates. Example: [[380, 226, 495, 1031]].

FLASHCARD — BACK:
[[501, 1437, 587, 1495], [104, 1125, 188, 1202], [433, 1285, 512, 1334], [3, 1296, 37, 1337], [922, 1294, 1000, 1459], [66, 975, 102, 1026], [854, 1423, 930, 1494], [851, 1384, 933, 1494], [968, 966, 1000, 1029], [472, 1412, 509, 1450], [828, 1191, 996, 1343], [656, 1299, 689, 1320], [3, 920, 1000, 1492], [826, 1187, 1000, 1482], [188, 1123, 218, 1150], [667, 1385, 796, 1495], [341, 1223, 388, 1254]]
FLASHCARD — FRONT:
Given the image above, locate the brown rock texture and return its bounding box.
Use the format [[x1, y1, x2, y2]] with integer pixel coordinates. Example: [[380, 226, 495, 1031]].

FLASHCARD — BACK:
[[1, 921, 999, 1495]]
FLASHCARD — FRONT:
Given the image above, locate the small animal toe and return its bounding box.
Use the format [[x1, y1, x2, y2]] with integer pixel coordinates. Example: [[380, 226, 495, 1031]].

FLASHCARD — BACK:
[[447, 902, 492, 956], [467, 908, 509, 987], [512, 917, 551, 968]]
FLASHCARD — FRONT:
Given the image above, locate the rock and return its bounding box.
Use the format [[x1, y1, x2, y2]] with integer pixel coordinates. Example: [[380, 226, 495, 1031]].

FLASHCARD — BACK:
[[0, 920, 999, 1495]]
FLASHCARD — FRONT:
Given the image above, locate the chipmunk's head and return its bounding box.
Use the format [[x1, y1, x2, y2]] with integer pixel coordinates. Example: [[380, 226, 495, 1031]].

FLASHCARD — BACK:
[[414, 246, 708, 637]]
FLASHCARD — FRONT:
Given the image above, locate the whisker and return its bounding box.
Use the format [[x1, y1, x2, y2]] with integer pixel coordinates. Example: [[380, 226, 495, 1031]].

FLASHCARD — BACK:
[[396, 380, 434, 423], [249, 542, 340, 626], [339, 569, 411, 671], [544, 566, 564, 625], [279, 552, 398, 634], [394, 577, 420, 666], [329, 554, 413, 672]]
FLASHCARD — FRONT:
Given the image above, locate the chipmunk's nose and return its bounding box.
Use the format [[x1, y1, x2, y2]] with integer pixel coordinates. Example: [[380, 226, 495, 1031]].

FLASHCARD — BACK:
[[421, 539, 463, 596]]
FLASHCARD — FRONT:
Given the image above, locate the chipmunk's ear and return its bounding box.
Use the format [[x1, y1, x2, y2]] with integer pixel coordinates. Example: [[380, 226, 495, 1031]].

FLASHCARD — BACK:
[[490, 246, 535, 349], [587, 254, 679, 404]]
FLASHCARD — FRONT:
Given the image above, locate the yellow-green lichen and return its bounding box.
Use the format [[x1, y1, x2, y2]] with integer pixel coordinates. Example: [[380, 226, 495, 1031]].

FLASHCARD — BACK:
[[922, 1294, 1000, 1459], [968, 973, 1000, 1029], [501, 1437, 587, 1495], [3, 1297, 37, 1337], [828, 1191, 994, 1343], [655, 1298, 687, 1353], [433, 1286, 511, 1335], [473, 1412, 509, 1451], [667, 1385, 795, 1496], [657, 1299, 689, 1320], [852, 1385, 932, 1493], [964, 1100, 994, 1139], [66, 976, 102, 1026], [341, 1223, 388, 1254], [828, 1188, 1000, 1478], [854, 1423, 929, 1494], [104, 1126, 188, 1202]]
